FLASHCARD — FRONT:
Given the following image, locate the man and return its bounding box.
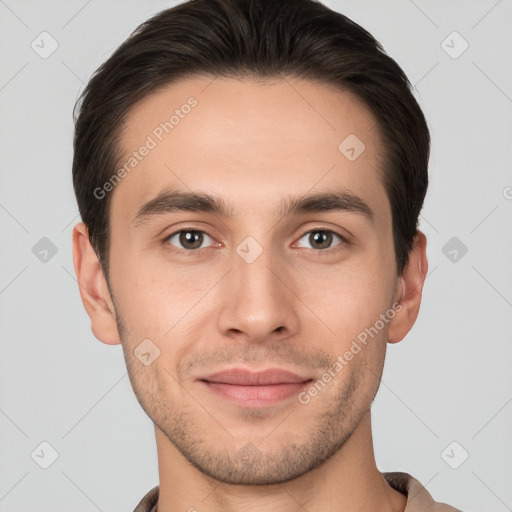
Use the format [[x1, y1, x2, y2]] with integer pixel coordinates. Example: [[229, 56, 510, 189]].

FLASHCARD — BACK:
[[71, 0, 463, 510]]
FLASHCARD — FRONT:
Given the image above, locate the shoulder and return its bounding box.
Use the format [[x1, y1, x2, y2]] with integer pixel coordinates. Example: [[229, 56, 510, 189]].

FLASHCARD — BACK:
[[133, 485, 159, 512], [382, 471, 463, 511]]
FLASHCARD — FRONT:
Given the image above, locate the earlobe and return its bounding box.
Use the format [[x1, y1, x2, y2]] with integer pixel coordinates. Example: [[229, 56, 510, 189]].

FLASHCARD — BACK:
[[387, 230, 428, 344], [72, 222, 121, 345]]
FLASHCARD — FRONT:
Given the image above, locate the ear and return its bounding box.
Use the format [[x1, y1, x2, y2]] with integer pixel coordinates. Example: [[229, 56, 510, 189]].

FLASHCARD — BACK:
[[72, 222, 121, 345], [387, 230, 428, 344]]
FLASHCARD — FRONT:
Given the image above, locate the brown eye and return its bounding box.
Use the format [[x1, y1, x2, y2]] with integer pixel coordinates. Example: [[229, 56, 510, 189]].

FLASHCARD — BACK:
[[165, 230, 213, 251], [296, 230, 344, 251]]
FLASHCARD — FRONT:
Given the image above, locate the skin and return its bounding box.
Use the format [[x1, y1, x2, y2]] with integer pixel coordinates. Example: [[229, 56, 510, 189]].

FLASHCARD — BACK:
[[73, 76, 428, 512]]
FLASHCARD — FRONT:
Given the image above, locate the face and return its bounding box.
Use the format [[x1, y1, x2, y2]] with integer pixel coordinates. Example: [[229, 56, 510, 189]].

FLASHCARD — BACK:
[[97, 76, 405, 484]]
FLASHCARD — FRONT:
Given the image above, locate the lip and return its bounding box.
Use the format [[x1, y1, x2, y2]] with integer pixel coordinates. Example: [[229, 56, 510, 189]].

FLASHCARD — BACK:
[[199, 368, 311, 385], [197, 368, 313, 407]]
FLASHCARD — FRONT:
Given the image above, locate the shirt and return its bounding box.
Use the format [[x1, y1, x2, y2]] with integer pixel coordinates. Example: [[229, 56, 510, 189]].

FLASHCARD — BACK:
[[133, 471, 463, 511]]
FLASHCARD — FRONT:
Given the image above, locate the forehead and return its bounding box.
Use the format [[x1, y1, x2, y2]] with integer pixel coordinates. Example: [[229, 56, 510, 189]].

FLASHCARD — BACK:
[[111, 76, 389, 227]]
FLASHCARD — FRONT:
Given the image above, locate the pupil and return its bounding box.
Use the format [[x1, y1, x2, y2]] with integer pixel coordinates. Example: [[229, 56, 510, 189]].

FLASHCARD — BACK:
[[181, 231, 202, 249], [312, 231, 331, 249]]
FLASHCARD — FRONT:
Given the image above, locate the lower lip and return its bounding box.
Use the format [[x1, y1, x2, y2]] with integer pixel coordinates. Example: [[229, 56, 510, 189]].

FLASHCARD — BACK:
[[200, 380, 312, 407]]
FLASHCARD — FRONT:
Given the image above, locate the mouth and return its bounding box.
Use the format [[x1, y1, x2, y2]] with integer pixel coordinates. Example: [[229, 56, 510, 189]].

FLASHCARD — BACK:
[[197, 367, 314, 407]]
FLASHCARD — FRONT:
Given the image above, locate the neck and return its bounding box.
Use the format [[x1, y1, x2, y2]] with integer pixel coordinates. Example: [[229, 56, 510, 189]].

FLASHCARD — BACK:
[[155, 411, 407, 512]]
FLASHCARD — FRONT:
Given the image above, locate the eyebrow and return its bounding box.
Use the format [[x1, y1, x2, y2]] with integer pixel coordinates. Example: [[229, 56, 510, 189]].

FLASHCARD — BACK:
[[132, 189, 375, 226]]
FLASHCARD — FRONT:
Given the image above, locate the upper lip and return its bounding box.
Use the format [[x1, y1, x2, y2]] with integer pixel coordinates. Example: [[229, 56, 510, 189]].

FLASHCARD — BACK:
[[199, 368, 312, 386]]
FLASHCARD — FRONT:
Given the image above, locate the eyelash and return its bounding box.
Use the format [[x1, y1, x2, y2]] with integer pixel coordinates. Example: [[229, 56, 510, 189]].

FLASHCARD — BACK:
[[162, 227, 348, 256]]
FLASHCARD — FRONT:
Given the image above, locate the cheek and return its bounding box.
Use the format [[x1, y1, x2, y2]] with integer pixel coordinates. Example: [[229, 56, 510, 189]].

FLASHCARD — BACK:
[[112, 269, 176, 342], [306, 270, 393, 386], [300, 262, 392, 340], [125, 361, 170, 420]]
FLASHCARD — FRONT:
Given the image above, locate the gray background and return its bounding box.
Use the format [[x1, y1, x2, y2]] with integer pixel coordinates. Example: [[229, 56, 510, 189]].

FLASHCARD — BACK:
[[1, 0, 511, 510]]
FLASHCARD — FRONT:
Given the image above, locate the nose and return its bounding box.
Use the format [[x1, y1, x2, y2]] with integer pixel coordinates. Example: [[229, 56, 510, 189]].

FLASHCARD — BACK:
[[216, 243, 300, 345]]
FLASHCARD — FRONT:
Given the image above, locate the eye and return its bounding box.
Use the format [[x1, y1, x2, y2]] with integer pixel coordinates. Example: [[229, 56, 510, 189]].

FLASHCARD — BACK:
[[165, 229, 214, 251], [294, 229, 346, 251], [163, 227, 347, 255]]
